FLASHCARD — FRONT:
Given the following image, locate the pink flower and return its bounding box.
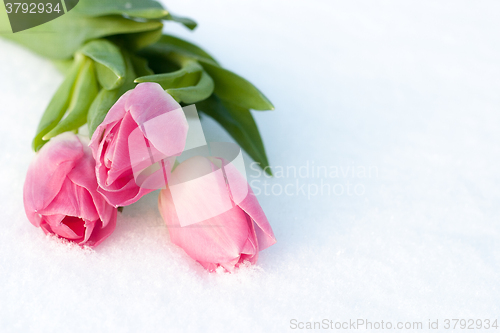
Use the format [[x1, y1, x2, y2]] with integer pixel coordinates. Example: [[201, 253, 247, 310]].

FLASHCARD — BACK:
[[158, 156, 276, 272], [23, 133, 117, 247], [89, 82, 188, 207]]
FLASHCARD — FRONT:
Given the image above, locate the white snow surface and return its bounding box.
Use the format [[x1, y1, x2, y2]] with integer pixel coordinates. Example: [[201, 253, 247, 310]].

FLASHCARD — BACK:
[[1, 0, 500, 332]]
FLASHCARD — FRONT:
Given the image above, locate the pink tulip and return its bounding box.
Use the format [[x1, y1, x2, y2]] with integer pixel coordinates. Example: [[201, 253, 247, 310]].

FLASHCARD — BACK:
[[158, 156, 276, 272], [23, 133, 117, 247], [89, 82, 188, 207]]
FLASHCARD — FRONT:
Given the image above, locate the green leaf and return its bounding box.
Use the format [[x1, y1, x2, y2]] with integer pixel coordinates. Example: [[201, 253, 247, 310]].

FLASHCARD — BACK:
[[123, 27, 163, 51], [129, 54, 154, 77], [72, 0, 168, 19], [72, 0, 197, 29], [88, 51, 141, 138], [94, 62, 123, 90], [43, 58, 99, 139], [87, 88, 120, 137], [151, 35, 219, 64], [3, 13, 163, 59], [199, 60, 274, 111], [32, 55, 83, 151], [163, 13, 197, 30], [135, 55, 214, 103], [80, 39, 126, 90], [134, 59, 202, 89], [117, 49, 139, 94], [197, 94, 271, 174], [167, 70, 214, 104]]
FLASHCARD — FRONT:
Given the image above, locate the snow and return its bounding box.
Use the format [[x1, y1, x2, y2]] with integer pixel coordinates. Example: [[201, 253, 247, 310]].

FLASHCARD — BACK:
[[1, 0, 500, 331]]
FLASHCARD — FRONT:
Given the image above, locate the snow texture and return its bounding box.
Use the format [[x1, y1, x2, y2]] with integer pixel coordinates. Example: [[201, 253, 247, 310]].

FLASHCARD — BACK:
[[1, 0, 499, 331]]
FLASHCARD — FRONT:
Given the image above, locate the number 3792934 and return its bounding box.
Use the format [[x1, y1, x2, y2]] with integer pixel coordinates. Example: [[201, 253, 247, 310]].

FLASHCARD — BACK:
[[5, 2, 62, 14], [444, 319, 498, 330]]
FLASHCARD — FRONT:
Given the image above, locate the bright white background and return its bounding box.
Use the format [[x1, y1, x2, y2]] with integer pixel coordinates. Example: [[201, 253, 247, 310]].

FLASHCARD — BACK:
[[1, 0, 500, 332]]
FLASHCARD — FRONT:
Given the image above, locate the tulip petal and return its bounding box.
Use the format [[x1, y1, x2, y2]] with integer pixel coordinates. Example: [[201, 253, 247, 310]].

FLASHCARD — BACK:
[[93, 115, 154, 207], [58, 215, 86, 240], [67, 145, 102, 222], [140, 108, 188, 157], [239, 218, 258, 265], [40, 220, 54, 235], [159, 187, 251, 265], [85, 208, 118, 247], [23, 134, 83, 225], [126, 82, 188, 157], [218, 157, 276, 251], [238, 185, 277, 251], [220, 257, 240, 272], [126, 82, 180, 125], [197, 261, 218, 272], [44, 214, 86, 242], [97, 174, 152, 207], [168, 156, 233, 227], [89, 89, 132, 159], [82, 219, 96, 244], [42, 178, 80, 218], [102, 112, 138, 185]]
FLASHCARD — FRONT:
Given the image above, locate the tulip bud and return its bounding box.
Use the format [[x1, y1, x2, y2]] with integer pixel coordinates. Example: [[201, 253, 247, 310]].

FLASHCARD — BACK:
[[23, 133, 117, 247], [89, 82, 188, 207], [158, 156, 276, 272]]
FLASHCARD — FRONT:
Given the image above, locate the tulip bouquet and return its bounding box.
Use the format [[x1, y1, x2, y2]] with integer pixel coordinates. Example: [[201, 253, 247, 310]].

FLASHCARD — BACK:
[[5, 0, 276, 272]]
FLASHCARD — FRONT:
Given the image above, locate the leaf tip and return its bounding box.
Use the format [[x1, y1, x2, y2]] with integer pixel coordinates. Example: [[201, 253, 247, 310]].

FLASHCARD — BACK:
[[32, 137, 46, 152], [264, 167, 273, 177], [41, 134, 52, 141]]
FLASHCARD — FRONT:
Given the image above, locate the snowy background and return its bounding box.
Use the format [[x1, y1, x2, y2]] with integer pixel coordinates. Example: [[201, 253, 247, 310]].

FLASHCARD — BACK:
[[1, 0, 500, 331]]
